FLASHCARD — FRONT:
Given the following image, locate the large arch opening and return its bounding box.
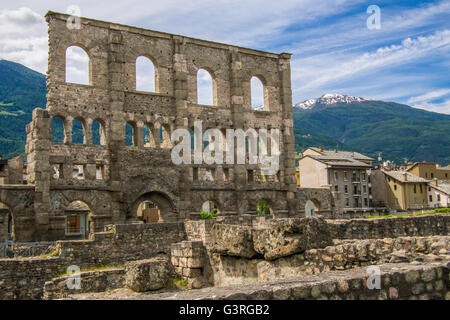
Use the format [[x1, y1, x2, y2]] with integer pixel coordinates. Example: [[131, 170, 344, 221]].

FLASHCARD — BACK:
[[305, 199, 320, 217], [250, 76, 265, 110], [65, 45, 90, 85], [136, 56, 156, 92], [64, 200, 92, 239], [197, 68, 214, 106], [133, 192, 176, 223]]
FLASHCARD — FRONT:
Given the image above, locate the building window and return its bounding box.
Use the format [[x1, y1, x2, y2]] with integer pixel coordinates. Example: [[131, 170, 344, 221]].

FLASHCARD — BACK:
[[445, 173, 448, 178], [425, 173, 428, 178], [431, 173, 434, 179], [364, 198, 368, 206], [414, 185, 417, 193], [345, 198, 349, 207], [429, 195, 433, 202], [419, 184, 423, 193], [437, 194, 441, 201], [394, 184, 397, 191], [344, 171, 348, 181], [66, 215, 80, 234], [223, 168, 229, 181], [247, 170, 254, 183], [344, 185, 348, 193], [334, 185, 338, 192], [334, 171, 338, 181], [363, 185, 367, 193], [362, 172, 366, 180]]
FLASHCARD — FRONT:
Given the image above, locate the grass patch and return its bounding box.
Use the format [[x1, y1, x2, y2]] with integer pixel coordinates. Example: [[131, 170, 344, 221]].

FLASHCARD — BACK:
[[39, 248, 60, 259], [175, 279, 188, 287], [365, 208, 449, 219]]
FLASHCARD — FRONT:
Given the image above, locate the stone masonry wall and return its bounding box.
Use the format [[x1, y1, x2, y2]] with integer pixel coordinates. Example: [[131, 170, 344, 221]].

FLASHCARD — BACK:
[[328, 214, 449, 240], [207, 235, 449, 286], [0, 222, 186, 299]]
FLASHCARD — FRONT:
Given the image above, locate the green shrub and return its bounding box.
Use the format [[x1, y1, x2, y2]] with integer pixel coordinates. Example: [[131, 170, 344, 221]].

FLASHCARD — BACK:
[[434, 207, 450, 213], [200, 210, 217, 220]]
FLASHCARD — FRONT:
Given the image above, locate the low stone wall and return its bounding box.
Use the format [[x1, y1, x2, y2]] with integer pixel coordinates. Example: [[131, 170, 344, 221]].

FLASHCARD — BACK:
[[43, 268, 124, 300], [328, 214, 449, 240], [0, 222, 186, 299], [206, 235, 449, 286], [84, 262, 449, 300]]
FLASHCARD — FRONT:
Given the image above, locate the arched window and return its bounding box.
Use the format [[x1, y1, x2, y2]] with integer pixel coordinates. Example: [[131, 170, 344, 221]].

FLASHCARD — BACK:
[[136, 56, 156, 92], [72, 119, 85, 144], [251, 76, 264, 110], [197, 68, 213, 106], [92, 120, 106, 146], [160, 124, 172, 148], [51, 117, 65, 143], [143, 124, 155, 148], [65, 46, 89, 85], [125, 122, 136, 146]]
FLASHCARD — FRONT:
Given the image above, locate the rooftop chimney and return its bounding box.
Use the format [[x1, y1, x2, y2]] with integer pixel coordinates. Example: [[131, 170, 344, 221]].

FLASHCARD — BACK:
[[319, 146, 323, 152], [433, 178, 438, 186], [403, 172, 408, 181]]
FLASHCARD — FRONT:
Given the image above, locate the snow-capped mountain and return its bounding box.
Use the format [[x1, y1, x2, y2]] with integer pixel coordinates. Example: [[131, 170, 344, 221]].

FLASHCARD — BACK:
[[294, 94, 370, 110]]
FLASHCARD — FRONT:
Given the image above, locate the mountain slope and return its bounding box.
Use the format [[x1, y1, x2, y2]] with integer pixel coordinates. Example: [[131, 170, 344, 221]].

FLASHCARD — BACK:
[[0, 60, 46, 158], [293, 95, 450, 165]]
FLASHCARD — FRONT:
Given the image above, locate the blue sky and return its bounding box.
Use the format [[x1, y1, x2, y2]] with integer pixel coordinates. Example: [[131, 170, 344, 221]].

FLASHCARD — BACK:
[[0, 0, 449, 113]]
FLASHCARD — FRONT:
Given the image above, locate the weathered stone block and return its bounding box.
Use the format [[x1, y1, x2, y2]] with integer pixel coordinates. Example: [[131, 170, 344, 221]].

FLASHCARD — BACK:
[[124, 257, 172, 292], [210, 224, 257, 258], [253, 217, 332, 260]]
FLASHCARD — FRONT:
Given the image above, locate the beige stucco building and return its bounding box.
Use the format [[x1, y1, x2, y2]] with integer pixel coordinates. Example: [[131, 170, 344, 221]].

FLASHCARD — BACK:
[[298, 147, 381, 217], [383, 170, 430, 211], [407, 162, 450, 181]]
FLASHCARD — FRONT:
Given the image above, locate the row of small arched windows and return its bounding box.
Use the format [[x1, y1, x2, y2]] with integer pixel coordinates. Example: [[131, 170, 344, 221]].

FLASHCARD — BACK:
[[51, 117, 106, 145], [65, 46, 265, 110]]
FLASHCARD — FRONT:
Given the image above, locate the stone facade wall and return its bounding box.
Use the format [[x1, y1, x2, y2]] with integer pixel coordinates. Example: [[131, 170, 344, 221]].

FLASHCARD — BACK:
[[17, 10, 301, 242], [0, 222, 186, 299]]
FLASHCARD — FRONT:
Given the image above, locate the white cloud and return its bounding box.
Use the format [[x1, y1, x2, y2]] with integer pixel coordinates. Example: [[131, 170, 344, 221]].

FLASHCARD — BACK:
[[0, 7, 47, 73], [292, 29, 450, 98]]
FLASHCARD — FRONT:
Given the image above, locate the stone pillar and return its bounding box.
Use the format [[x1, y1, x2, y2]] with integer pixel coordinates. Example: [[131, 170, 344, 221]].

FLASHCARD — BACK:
[[278, 53, 297, 217], [26, 108, 52, 240], [229, 48, 248, 216], [173, 36, 190, 220]]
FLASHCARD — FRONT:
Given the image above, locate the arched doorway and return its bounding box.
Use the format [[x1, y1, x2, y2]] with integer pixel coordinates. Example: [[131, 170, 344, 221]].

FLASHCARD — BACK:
[[137, 200, 161, 223], [64, 201, 92, 239], [305, 199, 320, 217], [134, 192, 176, 223], [201, 200, 219, 215]]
